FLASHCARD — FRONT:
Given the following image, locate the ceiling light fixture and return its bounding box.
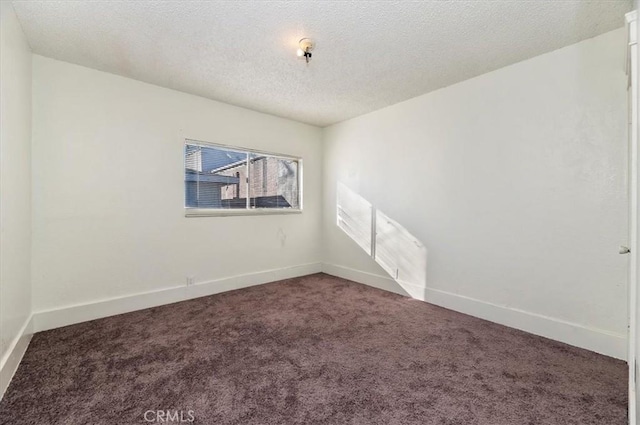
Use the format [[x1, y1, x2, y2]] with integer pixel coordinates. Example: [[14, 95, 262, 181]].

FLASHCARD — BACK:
[[296, 38, 315, 64]]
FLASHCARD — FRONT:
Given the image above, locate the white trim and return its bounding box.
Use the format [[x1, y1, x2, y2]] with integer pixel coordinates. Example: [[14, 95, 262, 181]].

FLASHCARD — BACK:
[[33, 263, 322, 333], [0, 315, 33, 399], [322, 263, 409, 296], [627, 9, 639, 425], [185, 208, 302, 218], [322, 263, 627, 360]]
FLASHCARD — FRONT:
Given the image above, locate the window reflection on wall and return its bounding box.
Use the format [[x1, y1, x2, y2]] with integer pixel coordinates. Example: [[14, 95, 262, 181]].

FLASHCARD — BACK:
[[337, 183, 373, 255], [337, 182, 428, 300]]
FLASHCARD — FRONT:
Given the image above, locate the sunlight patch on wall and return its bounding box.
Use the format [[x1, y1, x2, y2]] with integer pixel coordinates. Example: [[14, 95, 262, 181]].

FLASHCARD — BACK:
[[337, 183, 373, 255], [336, 183, 428, 300], [375, 210, 428, 300]]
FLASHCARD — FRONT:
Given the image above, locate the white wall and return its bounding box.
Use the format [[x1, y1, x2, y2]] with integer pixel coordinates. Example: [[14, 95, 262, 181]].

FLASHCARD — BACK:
[[31, 56, 323, 317], [0, 2, 33, 394], [322, 28, 629, 358]]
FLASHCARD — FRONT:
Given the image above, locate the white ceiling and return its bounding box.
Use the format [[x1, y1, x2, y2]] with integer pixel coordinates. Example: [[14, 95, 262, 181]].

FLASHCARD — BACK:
[[11, 1, 633, 127]]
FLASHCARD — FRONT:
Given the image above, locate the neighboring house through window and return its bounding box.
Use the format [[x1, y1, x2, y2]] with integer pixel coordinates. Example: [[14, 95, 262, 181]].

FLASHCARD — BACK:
[[185, 140, 301, 215]]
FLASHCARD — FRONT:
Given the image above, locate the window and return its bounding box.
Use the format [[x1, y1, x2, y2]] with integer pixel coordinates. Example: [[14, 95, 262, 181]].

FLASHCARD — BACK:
[[185, 140, 302, 216]]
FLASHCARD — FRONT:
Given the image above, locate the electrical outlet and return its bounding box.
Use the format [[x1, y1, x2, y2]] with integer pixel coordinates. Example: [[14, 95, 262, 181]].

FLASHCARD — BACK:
[[186, 276, 195, 286]]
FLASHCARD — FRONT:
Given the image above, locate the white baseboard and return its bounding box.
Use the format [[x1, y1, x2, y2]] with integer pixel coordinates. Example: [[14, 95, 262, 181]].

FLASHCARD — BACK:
[[322, 263, 410, 296], [322, 263, 627, 360], [0, 314, 33, 399], [21, 260, 627, 371], [33, 262, 322, 333]]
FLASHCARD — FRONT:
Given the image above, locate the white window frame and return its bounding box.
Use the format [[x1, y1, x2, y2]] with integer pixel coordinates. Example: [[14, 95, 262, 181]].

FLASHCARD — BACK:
[[184, 138, 303, 217]]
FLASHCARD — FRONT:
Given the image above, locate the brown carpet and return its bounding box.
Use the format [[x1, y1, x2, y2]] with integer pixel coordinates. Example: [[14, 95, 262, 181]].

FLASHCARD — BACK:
[[0, 273, 627, 424]]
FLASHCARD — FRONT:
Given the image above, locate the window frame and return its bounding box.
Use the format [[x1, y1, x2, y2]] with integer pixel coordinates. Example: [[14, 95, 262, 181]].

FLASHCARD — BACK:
[[184, 138, 303, 217]]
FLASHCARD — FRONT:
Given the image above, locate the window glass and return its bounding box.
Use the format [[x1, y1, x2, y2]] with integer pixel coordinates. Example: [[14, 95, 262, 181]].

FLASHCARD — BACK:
[[185, 141, 301, 212]]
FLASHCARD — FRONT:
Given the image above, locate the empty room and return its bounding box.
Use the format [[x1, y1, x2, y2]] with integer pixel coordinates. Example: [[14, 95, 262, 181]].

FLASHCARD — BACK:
[[1, 1, 639, 424]]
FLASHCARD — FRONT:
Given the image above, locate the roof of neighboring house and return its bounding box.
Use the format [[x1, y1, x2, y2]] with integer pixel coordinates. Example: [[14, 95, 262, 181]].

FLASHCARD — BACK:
[[185, 170, 240, 184], [186, 144, 247, 173]]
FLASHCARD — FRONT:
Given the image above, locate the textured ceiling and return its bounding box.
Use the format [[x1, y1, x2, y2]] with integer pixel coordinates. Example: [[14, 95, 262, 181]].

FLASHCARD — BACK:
[[11, 1, 633, 127]]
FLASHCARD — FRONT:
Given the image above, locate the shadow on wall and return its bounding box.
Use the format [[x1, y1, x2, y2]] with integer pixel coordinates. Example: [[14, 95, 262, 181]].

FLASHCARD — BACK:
[[336, 183, 428, 300]]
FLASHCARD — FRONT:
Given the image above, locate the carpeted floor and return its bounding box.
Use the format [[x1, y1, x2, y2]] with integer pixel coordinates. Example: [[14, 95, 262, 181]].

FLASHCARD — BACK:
[[0, 273, 627, 425]]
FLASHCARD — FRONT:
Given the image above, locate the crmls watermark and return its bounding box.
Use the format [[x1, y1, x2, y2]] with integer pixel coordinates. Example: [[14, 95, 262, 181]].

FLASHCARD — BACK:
[[143, 410, 195, 423]]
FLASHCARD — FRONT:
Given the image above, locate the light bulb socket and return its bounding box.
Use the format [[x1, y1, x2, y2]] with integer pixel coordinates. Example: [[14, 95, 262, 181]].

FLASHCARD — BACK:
[[297, 38, 315, 63], [298, 38, 315, 53]]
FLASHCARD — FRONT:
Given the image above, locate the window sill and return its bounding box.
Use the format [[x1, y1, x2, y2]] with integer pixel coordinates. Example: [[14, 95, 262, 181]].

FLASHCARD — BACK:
[[185, 208, 303, 218]]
